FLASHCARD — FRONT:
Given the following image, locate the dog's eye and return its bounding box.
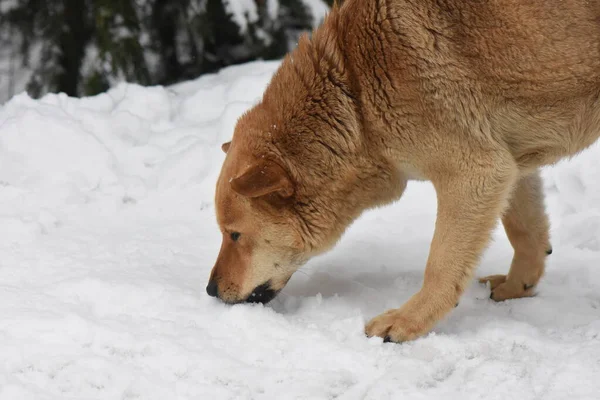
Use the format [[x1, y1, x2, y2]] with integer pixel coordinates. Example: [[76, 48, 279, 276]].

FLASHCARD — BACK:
[[230, 232, 241, 242]]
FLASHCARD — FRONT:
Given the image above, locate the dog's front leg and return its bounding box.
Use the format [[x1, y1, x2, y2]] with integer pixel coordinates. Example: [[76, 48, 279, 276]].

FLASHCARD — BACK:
[[366, 154, 518, 342]]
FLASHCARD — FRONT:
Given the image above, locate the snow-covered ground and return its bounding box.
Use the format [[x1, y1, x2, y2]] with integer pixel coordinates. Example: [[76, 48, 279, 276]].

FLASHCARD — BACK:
[[0, 60, 599, 400]]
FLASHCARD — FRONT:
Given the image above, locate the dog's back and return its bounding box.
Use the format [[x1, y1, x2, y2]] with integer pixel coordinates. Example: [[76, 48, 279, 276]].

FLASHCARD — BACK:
[[338, 0, 600, 169]]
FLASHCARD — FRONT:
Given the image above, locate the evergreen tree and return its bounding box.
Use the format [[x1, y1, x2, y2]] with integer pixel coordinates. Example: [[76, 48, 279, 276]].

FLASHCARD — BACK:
[[150, 0, 186, 85], [82, 0, 152, 95], [1, 0, 92, 97], [0, 0, 330, 99]]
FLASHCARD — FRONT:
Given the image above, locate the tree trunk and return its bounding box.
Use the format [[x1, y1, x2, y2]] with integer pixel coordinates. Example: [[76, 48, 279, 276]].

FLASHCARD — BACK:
[[57, 0, 90, 96]]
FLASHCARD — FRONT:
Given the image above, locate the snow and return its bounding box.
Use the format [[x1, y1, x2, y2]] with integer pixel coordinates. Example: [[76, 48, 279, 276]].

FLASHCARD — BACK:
[[224, 0, 260, 33], [302, 0, 331, 26], [224, 0, 329, 33], [266, 0, 280, 21], [0, 59, 599, 399], [0, 40, 31, 105], [0, 0, 17, 13]]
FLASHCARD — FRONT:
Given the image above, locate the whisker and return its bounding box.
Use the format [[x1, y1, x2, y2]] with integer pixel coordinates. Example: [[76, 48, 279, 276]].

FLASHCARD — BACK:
[[294, 269, 310, 277]]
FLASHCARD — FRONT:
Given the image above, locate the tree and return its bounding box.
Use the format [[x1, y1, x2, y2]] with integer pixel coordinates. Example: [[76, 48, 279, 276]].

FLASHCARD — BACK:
[[0, 0, 330, 99], [1, 0, 92, 97], [81, 0, 152, 95]]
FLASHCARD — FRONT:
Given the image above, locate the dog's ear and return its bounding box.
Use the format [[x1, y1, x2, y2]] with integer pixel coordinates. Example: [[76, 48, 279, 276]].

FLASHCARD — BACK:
[[221, 141, 231, 153], [230, 160, 294, 198]]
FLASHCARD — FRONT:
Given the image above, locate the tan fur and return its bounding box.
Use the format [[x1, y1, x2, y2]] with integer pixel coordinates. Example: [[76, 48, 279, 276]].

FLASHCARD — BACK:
[[209, 0, 600, 341]]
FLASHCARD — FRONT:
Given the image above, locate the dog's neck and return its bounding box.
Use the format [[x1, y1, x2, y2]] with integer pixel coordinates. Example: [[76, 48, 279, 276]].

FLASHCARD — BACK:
[[262, 5, 357, 137], [260, 4, 362, 168], [244, 5, 403, 252]]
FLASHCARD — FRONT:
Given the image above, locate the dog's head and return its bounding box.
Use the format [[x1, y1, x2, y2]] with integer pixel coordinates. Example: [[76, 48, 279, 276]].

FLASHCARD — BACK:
[[206, 125, 310, 304]]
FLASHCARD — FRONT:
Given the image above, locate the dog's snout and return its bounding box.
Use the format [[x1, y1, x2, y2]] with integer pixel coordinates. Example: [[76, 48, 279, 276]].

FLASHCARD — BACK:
[[206, 279, 219, 298], [246, 281, 278, 304]]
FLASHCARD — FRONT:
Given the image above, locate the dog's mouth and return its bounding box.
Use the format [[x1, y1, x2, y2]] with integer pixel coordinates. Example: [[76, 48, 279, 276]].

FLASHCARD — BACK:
[[207, 279, 284, 305], [245, 281, 280, 304]]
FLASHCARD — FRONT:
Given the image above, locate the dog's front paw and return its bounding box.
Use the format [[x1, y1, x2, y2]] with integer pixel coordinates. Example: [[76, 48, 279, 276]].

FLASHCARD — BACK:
[[365, 309, 427, 343]]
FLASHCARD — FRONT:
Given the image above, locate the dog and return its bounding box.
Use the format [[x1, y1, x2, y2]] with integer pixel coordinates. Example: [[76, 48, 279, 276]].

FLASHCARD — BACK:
[[207, 0, 600, 342]]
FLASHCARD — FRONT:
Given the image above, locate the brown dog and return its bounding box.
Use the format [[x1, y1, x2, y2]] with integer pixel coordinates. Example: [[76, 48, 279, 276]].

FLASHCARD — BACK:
[[207, 0, 600, 342]]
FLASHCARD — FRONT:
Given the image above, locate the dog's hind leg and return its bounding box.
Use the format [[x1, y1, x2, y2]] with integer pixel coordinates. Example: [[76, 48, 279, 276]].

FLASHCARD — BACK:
[[365, 151, 518, 342], [479, 170, 551, 301]]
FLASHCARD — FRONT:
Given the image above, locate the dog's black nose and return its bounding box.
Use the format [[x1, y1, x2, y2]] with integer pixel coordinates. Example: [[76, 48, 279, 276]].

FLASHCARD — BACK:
[[206, 280, 218, 298], [247, 281, 278, 304]]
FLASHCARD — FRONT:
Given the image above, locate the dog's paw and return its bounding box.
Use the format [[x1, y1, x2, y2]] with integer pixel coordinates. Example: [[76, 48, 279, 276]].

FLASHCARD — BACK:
[[365, 309, 426, 343], [478, 274, 507, 290], [479, 274, 535, 301]]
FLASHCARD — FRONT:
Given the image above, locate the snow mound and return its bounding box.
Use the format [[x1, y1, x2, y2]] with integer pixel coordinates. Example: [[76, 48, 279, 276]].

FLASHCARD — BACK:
[[0, 60, 599, 399]]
